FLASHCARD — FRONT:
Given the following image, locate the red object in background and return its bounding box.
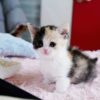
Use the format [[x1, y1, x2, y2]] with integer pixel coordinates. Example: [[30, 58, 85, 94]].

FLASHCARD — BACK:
[[71, 0, 100, 50]]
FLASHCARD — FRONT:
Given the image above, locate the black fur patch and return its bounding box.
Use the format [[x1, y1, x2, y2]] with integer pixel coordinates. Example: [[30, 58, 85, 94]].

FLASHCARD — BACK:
[[68, 47, 97, 84], [33, 25, 57, 49]]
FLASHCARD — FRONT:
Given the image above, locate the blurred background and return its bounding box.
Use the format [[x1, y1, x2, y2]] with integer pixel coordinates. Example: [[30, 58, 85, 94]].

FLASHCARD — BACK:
[[0, 0, 73, 42], [20, 0, 41, 27], [0, 0, 99, 50]]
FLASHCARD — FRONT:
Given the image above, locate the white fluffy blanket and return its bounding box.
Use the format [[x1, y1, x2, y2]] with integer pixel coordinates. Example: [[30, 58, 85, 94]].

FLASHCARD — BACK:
[[5, 50, 100, 100]]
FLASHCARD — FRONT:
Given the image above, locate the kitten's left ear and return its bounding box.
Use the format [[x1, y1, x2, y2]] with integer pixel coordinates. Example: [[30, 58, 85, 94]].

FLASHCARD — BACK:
[[57, 24, 69, 39]]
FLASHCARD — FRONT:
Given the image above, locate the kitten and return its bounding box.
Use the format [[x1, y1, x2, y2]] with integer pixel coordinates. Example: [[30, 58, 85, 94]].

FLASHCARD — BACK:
[[27, 23, 97, 92], [27, 24, 72, 93], [12, 23, 97, 93]]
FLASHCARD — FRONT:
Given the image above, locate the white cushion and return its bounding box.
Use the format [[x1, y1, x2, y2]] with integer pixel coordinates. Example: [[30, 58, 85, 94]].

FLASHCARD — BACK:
[[0, 33, 38, 58]]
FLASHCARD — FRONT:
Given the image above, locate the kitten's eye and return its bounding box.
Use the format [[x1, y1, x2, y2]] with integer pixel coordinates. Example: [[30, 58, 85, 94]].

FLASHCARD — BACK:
[[49, 42, 56, 47]]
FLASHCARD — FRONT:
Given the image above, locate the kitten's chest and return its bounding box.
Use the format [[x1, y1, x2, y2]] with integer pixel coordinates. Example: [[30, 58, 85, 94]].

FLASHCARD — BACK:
[[40, 58, 62, 70], [39, 55, 72, 77], [39, 59, 63, 77]]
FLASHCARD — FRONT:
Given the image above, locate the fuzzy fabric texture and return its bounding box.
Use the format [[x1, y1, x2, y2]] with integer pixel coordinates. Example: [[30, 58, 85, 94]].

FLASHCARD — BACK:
[[5, 50, 100, 100], [0, 33, 37, 58]]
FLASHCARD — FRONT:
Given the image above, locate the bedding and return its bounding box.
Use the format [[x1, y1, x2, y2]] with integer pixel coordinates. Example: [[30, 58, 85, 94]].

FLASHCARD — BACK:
[[0, 79, 41, 100], [4, 50, 100, 100], [0, 33, 37, 58]]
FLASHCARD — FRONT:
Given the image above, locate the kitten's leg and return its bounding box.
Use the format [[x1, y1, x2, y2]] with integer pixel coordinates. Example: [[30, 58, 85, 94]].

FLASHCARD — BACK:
[[55, 77, 70, 93]]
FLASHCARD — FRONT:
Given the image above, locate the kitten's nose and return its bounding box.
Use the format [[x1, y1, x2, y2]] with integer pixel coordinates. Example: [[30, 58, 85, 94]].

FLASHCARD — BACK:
[[44, 49, 49, 55]]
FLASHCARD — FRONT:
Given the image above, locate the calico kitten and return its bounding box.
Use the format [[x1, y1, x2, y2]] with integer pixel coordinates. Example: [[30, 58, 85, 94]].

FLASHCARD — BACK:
[[27, 23, 97, 92], [27, 24, 72, 93], [12, 23, 97, 93]]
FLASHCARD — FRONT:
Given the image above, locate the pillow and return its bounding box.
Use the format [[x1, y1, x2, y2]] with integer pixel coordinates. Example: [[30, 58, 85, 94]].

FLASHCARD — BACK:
[[0, 33, 38, 58]]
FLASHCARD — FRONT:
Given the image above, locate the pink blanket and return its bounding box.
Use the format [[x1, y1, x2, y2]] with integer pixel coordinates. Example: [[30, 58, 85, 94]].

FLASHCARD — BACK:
[[6, 50, 100, 100]]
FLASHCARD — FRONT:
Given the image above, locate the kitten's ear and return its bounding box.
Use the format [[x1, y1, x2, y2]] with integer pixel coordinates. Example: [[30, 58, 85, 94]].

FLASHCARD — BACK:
[[57, 24, 69, 39], [27, 23, 38, 41]]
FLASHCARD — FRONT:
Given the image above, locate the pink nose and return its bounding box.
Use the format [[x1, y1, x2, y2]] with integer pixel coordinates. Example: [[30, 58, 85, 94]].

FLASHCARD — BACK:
[[44, 49, 49, 55]]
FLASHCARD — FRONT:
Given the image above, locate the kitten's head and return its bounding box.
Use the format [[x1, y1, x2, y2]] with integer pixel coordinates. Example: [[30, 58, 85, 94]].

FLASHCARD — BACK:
[[27, 23, 69, 58]]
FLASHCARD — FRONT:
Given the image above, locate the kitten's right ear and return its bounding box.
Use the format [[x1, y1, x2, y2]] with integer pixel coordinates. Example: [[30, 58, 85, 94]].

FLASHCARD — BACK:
[[27, 23, 38, 41]]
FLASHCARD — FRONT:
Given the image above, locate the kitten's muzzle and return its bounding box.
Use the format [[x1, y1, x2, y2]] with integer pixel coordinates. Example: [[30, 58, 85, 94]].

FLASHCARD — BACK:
[[43, 49, 49, 55]]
